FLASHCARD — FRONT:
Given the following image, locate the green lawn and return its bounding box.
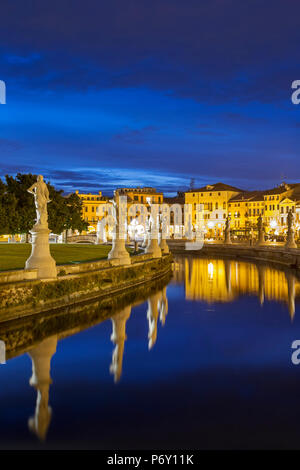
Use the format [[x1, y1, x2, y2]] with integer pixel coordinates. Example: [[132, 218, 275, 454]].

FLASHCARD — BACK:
[[0, 243, 119, 271]]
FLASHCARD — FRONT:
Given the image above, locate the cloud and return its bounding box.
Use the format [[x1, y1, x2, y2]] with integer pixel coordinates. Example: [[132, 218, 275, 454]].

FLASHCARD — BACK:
[[0, 0, 299, 105], [112, 125, 160, 144]]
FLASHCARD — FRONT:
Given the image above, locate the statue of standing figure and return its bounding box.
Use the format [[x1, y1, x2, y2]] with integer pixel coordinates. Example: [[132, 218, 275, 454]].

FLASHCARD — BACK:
[[224, 216, 232, 244], [109, 191, 120, 229], [25, 174, 57, 279], [27, 175, 50, 228], [107, 190, 131, 265], [285, 209, 297, 249], [256, 214, 265, 246]]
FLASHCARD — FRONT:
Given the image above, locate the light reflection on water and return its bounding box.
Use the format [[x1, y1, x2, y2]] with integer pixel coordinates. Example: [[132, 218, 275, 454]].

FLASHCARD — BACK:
[[0, 256, 300, 449]]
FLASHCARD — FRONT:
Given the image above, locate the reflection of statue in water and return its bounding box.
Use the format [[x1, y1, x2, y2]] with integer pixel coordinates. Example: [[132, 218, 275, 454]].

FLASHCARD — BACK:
[[158, 287, 168, 325], [286, 271, 296, 320], [28, 336, 57, 441], [147, 292, 160, 349], [110, 306, 131, 382], [27, 175, 50, 228]]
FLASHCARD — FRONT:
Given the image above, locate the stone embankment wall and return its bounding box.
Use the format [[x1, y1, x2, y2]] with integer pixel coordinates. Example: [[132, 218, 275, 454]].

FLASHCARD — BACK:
[[168, 241, 300, 269], [0, 253, 172, 322]]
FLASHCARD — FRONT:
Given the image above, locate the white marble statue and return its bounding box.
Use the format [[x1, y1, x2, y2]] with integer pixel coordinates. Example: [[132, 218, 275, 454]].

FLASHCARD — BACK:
[[25, 174, 57, 279], [27, 175, 50, 228]]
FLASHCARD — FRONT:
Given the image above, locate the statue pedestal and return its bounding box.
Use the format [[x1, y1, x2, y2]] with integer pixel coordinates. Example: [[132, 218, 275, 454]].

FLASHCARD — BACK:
[[160, 238, 169, 254], [224, 233, 232, 245], [285, 230, 297, 249], [256, 230, 265, 247], [25, 226, 57, 279], [146, 238, 162, 258], [108, 237, 131, 265]]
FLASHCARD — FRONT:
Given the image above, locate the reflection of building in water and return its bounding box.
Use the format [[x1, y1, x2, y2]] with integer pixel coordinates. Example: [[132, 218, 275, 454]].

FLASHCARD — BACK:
[[28, 335, 57, 441], [110, 306, 131, 382], [183, 257, 299, 317], [185, 258, 235, 303], [172, 260, 185, 283]]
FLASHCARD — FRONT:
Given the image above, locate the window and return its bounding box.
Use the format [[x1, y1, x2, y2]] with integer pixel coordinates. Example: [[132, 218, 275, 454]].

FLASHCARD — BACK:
[[223, 202, 226, 209], [215, 202, 218, 210], [216, 214, 218, 219]]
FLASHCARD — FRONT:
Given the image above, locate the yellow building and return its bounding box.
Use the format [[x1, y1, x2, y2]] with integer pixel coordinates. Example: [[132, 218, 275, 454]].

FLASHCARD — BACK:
[[117, 187, 163, 227], [117, 187, 163, 206], [185, 183, 242, 238], [228, 191, 265, 236], [262, 183, 300, 235], [75, 190, 109, 232]]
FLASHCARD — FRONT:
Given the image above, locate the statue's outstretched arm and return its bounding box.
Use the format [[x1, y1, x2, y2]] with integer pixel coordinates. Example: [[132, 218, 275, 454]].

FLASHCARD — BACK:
[[27, 183, 37, 194]]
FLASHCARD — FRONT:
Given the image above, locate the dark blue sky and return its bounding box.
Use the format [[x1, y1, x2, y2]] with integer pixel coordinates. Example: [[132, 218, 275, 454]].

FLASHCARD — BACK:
[[0, 0, 299, 195]]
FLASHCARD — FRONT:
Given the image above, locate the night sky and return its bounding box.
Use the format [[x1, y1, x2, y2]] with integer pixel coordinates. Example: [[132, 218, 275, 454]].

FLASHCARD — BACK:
[[0, 0, 299, 195]]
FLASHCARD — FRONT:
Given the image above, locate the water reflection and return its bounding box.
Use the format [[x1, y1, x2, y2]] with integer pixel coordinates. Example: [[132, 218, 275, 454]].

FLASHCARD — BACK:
[[1, 257, 299, 445], [28, 336, 57, 441], [173, 256, 300, 319], [110, 306, 131, 382], [0, 276, 171, 441]]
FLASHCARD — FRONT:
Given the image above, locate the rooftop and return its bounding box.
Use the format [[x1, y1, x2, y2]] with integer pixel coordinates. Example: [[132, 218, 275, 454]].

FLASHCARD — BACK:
[[186, 182, 244, 193]]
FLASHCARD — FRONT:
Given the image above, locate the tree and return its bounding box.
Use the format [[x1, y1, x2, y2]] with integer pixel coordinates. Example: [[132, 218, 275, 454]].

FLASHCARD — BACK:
[[5, 173, 36, 235], [0, 179, 19, 235], [1, 173, 88, 238]]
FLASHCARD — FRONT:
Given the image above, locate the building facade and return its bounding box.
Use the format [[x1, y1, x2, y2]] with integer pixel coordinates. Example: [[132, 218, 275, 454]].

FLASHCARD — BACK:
[[75, 190, 109, 232], [185, 182, 300, 240]]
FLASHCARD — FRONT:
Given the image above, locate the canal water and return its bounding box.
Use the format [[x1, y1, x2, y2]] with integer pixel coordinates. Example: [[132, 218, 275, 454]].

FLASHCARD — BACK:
[[0, 255, 300, 450]]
